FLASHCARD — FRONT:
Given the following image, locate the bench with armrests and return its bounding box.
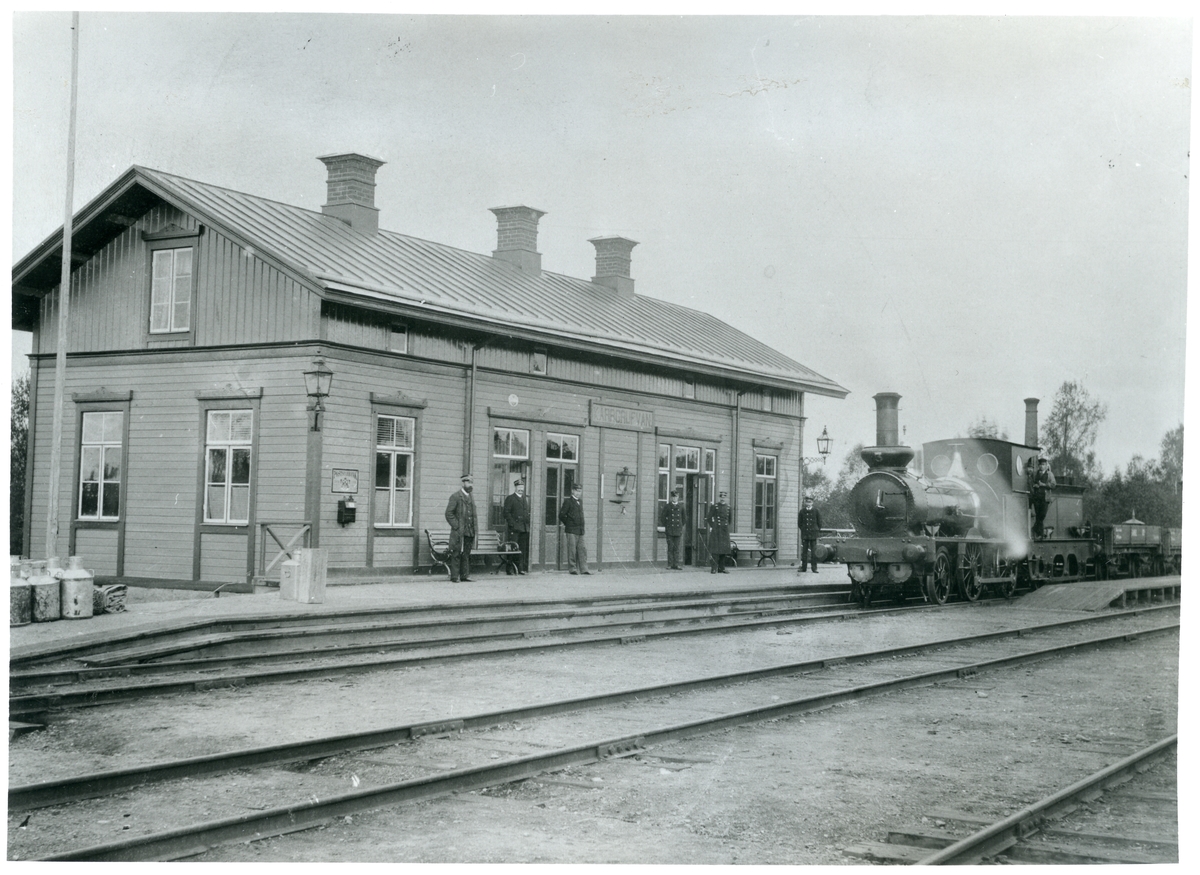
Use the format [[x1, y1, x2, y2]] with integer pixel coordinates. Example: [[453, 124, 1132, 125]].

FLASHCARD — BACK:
[[728, 532, 778, 567], [425, 529, 521, 577]]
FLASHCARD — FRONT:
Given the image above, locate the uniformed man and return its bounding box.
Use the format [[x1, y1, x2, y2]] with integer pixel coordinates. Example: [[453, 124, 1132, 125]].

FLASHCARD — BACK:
[[1030, 455, 1057, 539], [659, 489, 686, 570], [503, 478, 531, 574], [706, 490, 733, 574], [559, 482, 589, 575], [444, 474, 477, 582], [798, 494, 823, 573]]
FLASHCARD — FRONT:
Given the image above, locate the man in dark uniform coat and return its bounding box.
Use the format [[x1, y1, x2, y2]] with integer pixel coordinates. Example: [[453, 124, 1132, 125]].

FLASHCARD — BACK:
[[503, 478, 531, 574], [706, 490, 733, 574], [1030, 455, 1057, 539], [659, 489, 686, 570], [558, 482, 589, 575], [445, 474, 477, 582], [798, 494, 823, 573]]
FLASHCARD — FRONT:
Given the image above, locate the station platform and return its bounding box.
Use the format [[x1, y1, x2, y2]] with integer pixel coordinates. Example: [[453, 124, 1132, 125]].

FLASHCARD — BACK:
[[8, 562, 838, 663]]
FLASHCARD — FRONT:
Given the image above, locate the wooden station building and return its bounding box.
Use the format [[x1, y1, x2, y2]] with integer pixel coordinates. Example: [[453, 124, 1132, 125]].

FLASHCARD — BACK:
[[12, 153, 847, 585]]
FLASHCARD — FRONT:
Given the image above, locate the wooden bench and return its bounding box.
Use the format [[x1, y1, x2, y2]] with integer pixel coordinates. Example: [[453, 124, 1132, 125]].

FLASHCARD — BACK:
[[728, 532, 778, 567], [425, 529, 521, 577]]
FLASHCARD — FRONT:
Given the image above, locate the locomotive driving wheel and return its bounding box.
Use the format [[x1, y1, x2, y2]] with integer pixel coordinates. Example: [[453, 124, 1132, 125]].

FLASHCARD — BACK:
[[957, 544, 984, 602], [993, 558, 1017, 599], [926, 548, 952, 605]]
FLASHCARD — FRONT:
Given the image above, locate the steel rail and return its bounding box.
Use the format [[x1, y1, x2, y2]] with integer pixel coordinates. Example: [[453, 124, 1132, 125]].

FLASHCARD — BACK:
[[21, 619, 1180, 844], [10, 602, 1177, 720], [915, 735, 1178, 865]]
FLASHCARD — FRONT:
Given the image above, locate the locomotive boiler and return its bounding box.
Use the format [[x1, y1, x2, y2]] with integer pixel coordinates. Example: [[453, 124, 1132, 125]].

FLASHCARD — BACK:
[[816, 393, 1097, 606]]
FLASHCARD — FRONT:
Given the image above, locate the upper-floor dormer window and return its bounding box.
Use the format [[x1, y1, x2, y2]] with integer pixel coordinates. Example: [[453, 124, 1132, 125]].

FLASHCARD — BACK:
[[150, 247, 193, 333]]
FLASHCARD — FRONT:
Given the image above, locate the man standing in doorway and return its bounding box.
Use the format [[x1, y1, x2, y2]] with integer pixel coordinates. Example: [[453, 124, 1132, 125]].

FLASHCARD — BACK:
[[559, 482, 590, 575], [706, 490, 733, 574], [660, 488, 685, 570], [503, 478, 531, 575], [445, 474, 477, 582], [798, 493, 823, 573]]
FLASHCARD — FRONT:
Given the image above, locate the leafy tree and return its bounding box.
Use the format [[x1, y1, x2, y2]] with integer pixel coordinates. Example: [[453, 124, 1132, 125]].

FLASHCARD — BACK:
[[1159, 424, 1183, 491], [10, 372, 30, 555], [1041, 381, 1107, 483], [967, 416, 1008, 440]]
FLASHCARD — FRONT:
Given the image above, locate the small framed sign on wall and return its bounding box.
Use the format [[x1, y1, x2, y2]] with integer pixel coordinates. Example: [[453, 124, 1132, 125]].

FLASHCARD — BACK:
[[331, 469, 359, 494]]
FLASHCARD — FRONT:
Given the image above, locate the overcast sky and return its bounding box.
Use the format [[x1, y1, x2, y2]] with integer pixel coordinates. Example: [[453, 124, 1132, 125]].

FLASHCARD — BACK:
[[6, 11, 1193, 475]]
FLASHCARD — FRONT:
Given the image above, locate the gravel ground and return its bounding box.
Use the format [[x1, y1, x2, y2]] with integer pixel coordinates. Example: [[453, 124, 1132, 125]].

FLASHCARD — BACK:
[[7, 601, 1179, 862]]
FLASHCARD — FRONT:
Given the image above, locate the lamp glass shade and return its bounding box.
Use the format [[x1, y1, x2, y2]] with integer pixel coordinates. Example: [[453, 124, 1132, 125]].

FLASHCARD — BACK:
[[816, 427, 831, 457], [304, 359, 334, 398]]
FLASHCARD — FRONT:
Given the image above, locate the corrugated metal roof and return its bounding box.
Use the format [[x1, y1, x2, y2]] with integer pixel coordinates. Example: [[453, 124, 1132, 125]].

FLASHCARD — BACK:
[[37, 165, 848, 397]]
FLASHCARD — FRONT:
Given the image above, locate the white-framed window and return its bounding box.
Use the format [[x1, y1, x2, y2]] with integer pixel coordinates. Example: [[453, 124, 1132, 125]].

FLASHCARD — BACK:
[[149, 246, 193, 333], [674, 445, 700, 473], [375, 414, 416, 527], [704, 448, 716, 475], [389, 324, 408, 354], [762, 391, 772, 413], [531, 350, 548, 375], [78, 411, 123, 520], [683, 377, 695, 399], [204, 410, 253, 524], [657, 443, 671, 522], [754, 454, 777, 534], [491, 427, 532, 527]]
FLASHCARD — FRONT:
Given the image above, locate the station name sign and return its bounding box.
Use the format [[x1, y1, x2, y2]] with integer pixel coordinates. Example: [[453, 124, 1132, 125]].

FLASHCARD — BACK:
[[590, 402, 654, 432]]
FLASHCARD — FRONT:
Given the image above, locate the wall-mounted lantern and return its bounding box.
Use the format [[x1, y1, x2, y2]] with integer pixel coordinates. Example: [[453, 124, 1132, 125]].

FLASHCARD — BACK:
[[612, 466, 637, 502], [816, 426, 831, 461], [304, 357, 334, 431]]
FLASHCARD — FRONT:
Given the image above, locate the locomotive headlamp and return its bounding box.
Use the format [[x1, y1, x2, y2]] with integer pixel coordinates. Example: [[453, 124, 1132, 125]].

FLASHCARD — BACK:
[[887, 563, 913, 584], [848, 563, 874, 583]]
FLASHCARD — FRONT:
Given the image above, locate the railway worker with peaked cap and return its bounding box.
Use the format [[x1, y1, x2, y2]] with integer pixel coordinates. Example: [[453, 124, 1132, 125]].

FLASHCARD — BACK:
[[559, 482, 590, 575], [706, 490, 733, 574], [445, 474, 478, 582], [1030, 455, 1057, 539], [503, 477, 531, 574], [659, 488, 686, 570], [798, 493, 823, 573]]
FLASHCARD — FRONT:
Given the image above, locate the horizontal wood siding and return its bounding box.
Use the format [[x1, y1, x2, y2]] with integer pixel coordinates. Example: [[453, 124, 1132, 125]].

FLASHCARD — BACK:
[[72, 530, 119, 577], [200, 532, 248, 582], [315, 354, 466, 569], [741, 411, 801, 558], [599, 428, 638, 564]]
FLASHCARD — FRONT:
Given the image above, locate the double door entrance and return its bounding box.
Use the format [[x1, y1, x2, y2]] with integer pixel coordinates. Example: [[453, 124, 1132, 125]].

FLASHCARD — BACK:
[[541, 460, 578, 569]]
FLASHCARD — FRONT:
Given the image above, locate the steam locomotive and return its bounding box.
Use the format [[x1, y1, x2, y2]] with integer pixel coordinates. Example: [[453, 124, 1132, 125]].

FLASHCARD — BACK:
[[814, 393, 1182, 607]]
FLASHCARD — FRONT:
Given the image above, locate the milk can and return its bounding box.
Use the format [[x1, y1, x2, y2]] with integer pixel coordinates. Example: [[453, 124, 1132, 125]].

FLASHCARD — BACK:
[[10, 561, 31, 627], [31, 557, 63, 622], [60, 556, 95, 620]]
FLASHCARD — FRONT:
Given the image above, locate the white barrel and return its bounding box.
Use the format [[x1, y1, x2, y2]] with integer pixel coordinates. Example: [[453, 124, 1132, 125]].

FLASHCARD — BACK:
[[60, 556, 94, 620]]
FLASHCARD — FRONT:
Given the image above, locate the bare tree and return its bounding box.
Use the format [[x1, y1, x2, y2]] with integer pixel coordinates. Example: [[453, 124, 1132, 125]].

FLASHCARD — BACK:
[[1041, 380, 1108, 482]]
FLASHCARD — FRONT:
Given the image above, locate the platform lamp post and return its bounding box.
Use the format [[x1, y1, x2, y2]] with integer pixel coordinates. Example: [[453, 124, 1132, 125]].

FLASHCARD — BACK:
[[800, 426, 832, 491], [304, 357, 334, 431]]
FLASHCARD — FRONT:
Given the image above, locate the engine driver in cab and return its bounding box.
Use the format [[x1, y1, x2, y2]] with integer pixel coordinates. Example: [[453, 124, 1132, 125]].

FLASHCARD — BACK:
[[1031, 455, 1057, 539]]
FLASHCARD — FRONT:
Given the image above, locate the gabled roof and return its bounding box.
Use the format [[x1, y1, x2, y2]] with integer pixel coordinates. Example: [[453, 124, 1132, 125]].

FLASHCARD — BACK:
[[12, 166, 847, 398]]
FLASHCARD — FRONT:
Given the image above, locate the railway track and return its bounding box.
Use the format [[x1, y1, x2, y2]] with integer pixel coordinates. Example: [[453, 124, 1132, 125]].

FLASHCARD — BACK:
[[846, 736, 1178, 864], [10, 587, 1039, 720], [10, 610, 1178, 861]]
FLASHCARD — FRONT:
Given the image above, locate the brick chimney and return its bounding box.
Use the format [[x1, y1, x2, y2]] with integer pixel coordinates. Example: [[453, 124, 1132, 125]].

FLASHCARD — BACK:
[[318, 153, 385, 235], [589, 236, 639, 299], [490, 205, 546, 272], [1024, 397, 1040, 447]]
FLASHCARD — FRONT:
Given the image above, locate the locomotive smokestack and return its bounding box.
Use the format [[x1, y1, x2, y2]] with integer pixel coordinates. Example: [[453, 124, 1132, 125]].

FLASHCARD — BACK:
[[875, 392, 901, 447], [1024, 398, 1039, 447], [862, 392, 915, 469]]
